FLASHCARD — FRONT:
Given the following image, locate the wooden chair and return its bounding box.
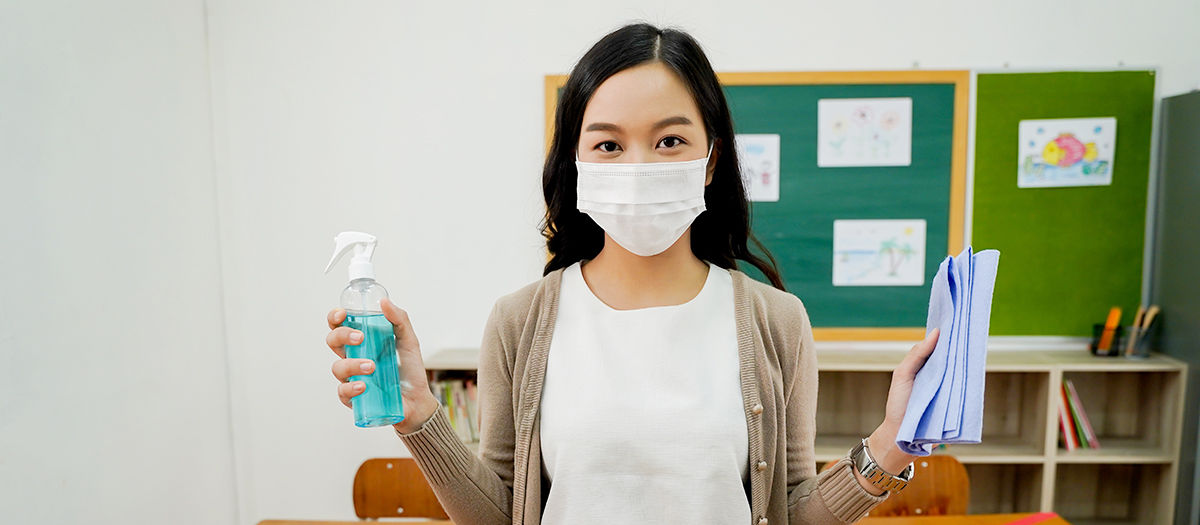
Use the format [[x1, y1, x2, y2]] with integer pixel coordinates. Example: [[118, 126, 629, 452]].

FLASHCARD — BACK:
[[352, 457, 449, 520], [821, 454, 970, 516]]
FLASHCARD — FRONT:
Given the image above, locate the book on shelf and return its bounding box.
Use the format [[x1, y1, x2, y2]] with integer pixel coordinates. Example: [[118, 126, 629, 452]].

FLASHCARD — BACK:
[[1058, 378, 1100, 450], [1058, 384, 1079, 451], [464, 379, 478, 440], [1064, 378, 1100, 449], [430, 377, 480, 444]]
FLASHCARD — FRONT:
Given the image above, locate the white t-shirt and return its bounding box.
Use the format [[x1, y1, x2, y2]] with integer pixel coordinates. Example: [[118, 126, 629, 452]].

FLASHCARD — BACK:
[[539, 260, 750, 524]]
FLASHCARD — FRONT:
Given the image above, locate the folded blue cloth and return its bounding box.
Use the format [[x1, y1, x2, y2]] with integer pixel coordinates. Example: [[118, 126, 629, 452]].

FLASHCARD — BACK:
[[895, 246, 1000, 456]]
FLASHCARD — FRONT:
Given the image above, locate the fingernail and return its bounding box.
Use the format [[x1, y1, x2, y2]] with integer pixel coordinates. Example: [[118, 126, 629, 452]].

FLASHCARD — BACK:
[[355, 382, 364, 391], [350, 332, 363, 343], [360, 362, 373, 372]]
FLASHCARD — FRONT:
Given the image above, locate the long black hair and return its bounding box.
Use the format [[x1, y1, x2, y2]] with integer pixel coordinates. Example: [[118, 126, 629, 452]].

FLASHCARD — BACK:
[[539, 22, 786, 291]]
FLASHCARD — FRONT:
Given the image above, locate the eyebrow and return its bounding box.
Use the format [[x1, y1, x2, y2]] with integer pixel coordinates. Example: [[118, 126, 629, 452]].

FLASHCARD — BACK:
[[584, 115, 694, 133]]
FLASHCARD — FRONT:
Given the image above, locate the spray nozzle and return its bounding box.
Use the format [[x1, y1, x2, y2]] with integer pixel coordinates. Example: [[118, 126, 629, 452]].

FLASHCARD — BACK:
[[324, 231, 377, 281]]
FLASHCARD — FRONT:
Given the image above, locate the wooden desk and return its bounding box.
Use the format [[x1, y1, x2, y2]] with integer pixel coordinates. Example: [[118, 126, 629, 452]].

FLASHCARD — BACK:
[[259, 512, 1067, 525]]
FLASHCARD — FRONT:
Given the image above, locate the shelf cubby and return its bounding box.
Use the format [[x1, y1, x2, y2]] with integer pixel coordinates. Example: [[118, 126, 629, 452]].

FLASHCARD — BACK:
[[815, 369, 1047, 463], [1053, 463, 1174, 525], [963, 463, 1043, 514], [1055, 370, 1183, 463]]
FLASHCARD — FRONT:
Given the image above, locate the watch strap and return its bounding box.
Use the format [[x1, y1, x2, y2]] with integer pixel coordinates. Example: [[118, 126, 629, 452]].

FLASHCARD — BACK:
[[850, 438, 914, 494]]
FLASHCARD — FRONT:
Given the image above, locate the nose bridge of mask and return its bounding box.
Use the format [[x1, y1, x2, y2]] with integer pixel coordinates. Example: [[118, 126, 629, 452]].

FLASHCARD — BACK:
[[575, 142, 713, 206], [578, 172, 706, 205]]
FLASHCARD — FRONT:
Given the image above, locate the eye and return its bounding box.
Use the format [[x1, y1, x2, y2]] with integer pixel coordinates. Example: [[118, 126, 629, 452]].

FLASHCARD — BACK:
[[657, 136, 687, 149], [595, 141, 621, 153]]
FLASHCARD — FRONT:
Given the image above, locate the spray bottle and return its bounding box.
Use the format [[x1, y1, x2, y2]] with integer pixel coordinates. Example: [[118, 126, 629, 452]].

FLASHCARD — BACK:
[[324, 231, 405, 427]]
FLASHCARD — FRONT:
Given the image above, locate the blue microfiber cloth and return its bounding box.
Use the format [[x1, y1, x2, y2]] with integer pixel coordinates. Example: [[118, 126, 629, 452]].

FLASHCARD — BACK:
[[895, 246, 1001, 456]]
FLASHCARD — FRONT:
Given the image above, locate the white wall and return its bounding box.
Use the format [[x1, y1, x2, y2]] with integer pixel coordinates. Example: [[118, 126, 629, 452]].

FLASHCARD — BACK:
[[0, 1, 237, 524], [4, 1, 1199, 524]]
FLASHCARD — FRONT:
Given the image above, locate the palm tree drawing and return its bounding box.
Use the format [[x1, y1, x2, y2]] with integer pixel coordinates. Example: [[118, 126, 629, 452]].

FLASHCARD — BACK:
[[879, 239, 916, 276]]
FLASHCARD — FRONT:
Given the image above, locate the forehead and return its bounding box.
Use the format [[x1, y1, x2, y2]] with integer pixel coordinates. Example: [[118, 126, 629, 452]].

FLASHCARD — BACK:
[[581, 62, 702, 129]]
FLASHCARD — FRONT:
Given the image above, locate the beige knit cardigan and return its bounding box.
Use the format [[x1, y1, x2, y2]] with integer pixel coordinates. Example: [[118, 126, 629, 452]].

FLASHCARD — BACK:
[[397, 265, 890, 524]]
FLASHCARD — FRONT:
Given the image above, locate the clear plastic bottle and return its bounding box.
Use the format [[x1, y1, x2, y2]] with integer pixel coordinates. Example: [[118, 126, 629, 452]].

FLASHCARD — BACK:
[[325, 232, 405, 427]]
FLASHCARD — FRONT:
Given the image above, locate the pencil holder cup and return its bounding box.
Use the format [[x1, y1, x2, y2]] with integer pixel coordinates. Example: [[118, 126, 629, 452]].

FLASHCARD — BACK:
[[1088, 324, 1124, 357], [1122, 322, 1159, 359]]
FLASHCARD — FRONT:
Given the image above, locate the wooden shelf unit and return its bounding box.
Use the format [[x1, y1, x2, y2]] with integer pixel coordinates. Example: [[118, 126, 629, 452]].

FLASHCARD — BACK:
[[423, 348, 1187, 524], [815, 350, 1187, 524]]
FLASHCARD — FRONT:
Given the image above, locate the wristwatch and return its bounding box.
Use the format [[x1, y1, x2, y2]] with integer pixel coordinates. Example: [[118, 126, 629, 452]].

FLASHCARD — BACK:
[[849, 438, 914, 494]]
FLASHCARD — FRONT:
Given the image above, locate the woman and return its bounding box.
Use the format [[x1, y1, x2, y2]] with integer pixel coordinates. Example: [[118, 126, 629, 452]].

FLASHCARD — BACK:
[[325, 23, 938, 525]]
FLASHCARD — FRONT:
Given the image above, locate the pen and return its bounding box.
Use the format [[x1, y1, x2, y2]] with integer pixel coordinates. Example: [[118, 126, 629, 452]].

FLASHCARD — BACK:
[[1124, 305, 1146, 356], [1097, 306, 1122, 353]]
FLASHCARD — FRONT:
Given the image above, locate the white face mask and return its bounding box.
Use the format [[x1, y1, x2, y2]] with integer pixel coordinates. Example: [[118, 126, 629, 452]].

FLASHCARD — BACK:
[[575, 143, 712, 256]]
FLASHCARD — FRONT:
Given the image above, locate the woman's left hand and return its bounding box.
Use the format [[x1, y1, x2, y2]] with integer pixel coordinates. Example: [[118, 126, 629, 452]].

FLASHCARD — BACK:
[[866, 328, 940, 474]]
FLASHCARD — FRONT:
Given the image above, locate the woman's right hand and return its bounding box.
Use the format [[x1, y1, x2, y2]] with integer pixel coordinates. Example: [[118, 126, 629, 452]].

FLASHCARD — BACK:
[[327, 297, 441, 435]]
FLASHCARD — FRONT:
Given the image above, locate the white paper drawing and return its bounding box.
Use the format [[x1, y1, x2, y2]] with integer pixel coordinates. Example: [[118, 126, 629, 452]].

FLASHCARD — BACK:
[[818, 98, 913, 167], [833, 219, 926, 286], [1018, 117, 1116, 188], [735, 134, 780, 202]]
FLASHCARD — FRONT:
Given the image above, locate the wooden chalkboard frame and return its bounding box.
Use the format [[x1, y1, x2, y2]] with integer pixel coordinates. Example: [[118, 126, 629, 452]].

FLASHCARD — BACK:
[[544, 71, 969, 341]]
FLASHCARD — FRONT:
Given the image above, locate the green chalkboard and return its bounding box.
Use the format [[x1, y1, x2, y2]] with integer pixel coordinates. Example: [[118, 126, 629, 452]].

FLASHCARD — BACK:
[[973, 71, 1155, 336], [546, 72, 969, 339], [721, 73, 968, 338]]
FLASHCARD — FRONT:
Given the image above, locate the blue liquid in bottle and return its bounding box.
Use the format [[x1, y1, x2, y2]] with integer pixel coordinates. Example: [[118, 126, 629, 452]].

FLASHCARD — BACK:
[[343, 311, 405, 427]]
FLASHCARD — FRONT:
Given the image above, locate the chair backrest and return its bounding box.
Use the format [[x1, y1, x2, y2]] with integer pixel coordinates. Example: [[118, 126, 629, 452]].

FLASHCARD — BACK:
[[352, 457, 449, 519], [821, 455, 970, 516]]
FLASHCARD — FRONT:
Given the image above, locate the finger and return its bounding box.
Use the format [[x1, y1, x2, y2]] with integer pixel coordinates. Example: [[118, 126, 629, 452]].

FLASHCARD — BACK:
[[331, 358, 376, 382], [337, 381, 366, 408], [326, 326, 364, 359], [327, 308, 346, 331], [897, 328, 940, 376], [326, 326, 364, 350], [381, 297, 421, 351], [915, 328, 939, 355]]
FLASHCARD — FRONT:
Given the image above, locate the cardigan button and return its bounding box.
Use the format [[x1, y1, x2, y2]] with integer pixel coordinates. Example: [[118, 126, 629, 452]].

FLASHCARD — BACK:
[[751, 403, 763, 415], [756, 460, 768, 471], [757, 517, 768, 525]]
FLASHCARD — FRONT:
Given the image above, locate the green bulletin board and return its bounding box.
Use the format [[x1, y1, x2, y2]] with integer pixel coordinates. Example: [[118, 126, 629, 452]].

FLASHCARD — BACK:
[[721, 73, 968, 340], [972, 71, 1156, 336]]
